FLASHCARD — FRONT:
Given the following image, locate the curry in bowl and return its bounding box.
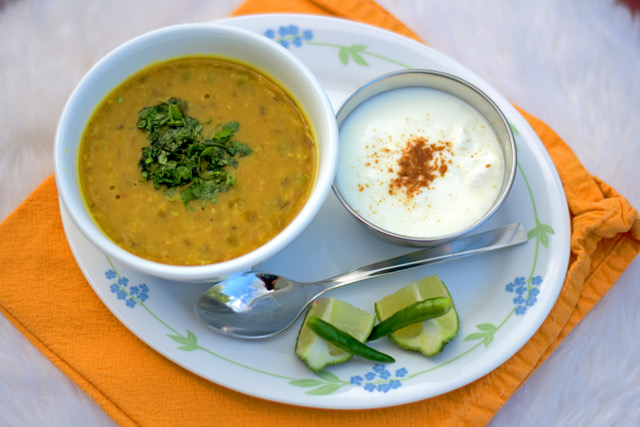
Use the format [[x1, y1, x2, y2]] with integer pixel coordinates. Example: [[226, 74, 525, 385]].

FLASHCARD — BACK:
[[78, 56, 316, 265]]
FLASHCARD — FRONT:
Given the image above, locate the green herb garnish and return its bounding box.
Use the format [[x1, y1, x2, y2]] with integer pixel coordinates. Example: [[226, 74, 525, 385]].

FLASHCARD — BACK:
[[136, 97, 251, 208]]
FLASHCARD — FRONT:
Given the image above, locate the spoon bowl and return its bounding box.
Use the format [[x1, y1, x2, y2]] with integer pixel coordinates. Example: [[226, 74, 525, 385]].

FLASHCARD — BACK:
[[195, 223, 527, 339]]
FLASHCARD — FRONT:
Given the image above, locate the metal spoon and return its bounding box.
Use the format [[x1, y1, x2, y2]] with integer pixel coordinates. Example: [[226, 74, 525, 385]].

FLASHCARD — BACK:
[[195, 222, 527, 339]]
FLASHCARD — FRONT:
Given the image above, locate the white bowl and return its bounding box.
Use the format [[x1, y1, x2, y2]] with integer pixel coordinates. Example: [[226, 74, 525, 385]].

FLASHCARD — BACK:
[[54, 23, 338, 282]]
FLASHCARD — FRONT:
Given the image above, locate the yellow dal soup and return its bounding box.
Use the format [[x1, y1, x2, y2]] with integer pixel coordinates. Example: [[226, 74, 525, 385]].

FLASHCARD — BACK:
[[78, 57, 316, 265]]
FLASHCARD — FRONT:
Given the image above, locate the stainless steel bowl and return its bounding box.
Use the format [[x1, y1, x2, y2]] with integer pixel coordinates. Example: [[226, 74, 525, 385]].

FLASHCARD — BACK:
[[333, 69, 516, 246]]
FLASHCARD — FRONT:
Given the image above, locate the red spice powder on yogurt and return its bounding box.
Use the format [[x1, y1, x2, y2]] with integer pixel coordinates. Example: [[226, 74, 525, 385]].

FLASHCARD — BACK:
[[389, 136, 452, 198]]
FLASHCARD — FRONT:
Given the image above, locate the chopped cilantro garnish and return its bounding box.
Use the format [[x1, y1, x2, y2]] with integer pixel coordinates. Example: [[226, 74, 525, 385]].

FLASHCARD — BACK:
[[136, 98, 251, 208]]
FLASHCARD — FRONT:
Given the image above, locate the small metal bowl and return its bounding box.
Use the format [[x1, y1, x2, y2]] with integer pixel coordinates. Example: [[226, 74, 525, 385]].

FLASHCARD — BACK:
[[333, 69, 516, 246]]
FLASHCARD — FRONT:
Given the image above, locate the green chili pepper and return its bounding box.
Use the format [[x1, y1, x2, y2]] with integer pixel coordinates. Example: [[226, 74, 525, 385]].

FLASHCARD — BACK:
[[306, 317, 395, 363], [368, 297, 452, 341]]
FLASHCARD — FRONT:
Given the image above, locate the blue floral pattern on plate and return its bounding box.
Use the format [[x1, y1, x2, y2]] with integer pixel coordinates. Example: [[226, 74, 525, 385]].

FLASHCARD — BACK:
[[264, 25, 314, 48], [107, 269, 149, 308], [263, 24, 412, 68]]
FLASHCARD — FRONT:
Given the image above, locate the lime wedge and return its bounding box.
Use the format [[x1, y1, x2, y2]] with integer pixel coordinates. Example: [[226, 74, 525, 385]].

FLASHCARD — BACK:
[[374, 275, 459, 357], [295, 297, 376, 372]]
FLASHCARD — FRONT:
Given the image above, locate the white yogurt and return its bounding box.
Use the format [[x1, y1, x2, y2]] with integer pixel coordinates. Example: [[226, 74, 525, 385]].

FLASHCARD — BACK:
[[336, 86, 505, 238]]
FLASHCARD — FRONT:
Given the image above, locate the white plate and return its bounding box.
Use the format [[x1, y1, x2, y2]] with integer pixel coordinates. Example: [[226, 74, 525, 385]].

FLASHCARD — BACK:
[[60, 14, 570, 409]]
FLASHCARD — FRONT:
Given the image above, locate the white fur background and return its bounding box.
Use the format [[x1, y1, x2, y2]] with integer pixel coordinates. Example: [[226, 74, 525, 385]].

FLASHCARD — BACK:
[[1, 0, 639, 425]]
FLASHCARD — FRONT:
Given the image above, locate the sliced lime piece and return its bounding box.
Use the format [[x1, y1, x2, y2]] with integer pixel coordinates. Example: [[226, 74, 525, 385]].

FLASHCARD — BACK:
[[295, 297, 376, 372], [374, 275, 459, 357]]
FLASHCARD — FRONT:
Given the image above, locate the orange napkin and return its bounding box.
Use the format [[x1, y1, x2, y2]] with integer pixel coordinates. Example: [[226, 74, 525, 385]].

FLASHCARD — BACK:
[[1, 0, 639, 425]]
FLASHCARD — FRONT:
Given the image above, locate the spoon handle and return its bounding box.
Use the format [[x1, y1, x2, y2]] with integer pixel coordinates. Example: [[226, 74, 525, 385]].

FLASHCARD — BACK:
[[316, 223, 528, 292]]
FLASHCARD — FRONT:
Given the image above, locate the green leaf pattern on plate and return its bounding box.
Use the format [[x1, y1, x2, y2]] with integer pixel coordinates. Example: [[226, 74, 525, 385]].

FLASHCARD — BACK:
[[168, 330, 199, 351], [264, 25, 412, 68]]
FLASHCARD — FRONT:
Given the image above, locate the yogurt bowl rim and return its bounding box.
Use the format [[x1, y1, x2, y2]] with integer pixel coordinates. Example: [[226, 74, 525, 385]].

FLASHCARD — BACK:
[[332, 69, 517, 246]]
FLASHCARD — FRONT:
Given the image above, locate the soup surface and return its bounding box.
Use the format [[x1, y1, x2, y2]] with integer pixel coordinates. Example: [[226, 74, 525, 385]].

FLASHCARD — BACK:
[[79, 57, 316, 265], [336, 86, 504, 237]]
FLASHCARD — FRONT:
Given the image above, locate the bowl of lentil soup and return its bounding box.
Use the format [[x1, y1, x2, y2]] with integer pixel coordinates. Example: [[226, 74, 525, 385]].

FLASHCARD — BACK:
[[55, 23, 338, 282]]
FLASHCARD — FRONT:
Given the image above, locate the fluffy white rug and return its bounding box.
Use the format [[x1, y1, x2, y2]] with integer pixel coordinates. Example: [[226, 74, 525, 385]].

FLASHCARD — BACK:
[[1, 0, 639, 425]]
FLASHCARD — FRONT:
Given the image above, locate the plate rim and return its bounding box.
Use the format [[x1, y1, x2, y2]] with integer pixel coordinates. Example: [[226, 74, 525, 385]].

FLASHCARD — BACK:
[[60, 13, 571, 409]]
